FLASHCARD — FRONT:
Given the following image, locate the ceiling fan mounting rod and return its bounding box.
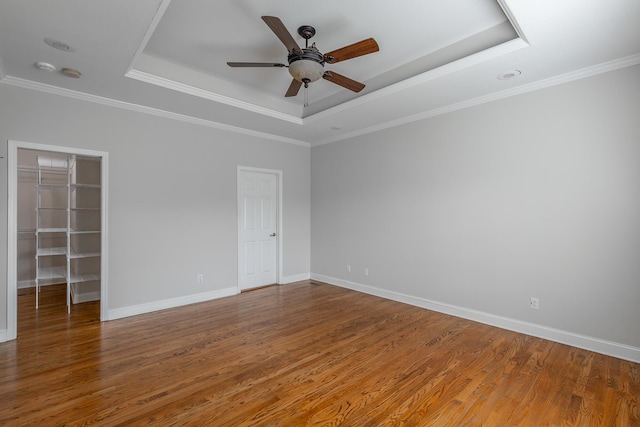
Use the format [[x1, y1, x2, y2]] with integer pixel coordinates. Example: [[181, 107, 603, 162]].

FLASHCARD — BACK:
[[297, 25, 316, 48]]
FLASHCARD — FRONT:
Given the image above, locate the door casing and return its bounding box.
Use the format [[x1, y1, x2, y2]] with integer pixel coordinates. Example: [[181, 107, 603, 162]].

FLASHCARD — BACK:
[[5, 140, 109, 341]]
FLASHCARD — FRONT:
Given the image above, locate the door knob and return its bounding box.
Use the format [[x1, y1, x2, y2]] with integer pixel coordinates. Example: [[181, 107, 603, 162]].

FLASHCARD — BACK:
[[270, 233, 276, 237]]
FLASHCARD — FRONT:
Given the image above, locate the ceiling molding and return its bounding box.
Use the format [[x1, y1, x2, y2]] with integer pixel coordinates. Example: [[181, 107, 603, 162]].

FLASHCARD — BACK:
[[126, 0, 526, 125], [314, 53, 640, 146], [125, 0, 173, 75], [126, 68, 304, 125], [3, 53, 637, 149], [0, 76, 310, 147], [496, 0, 529, 44], [127, 36, 528, 128], [304, 37, 529, 125]]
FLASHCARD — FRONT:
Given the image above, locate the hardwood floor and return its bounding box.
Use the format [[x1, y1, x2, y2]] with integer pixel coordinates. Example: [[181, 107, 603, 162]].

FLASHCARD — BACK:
[[1, 282, 638, 426]]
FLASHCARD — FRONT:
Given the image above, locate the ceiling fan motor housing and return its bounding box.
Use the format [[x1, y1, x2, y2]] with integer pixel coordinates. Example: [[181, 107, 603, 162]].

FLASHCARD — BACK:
[[288, 47, 325, 84]]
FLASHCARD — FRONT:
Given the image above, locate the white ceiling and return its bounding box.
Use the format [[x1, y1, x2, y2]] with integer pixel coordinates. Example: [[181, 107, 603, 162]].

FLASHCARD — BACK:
[[0, 0, 639, 146]]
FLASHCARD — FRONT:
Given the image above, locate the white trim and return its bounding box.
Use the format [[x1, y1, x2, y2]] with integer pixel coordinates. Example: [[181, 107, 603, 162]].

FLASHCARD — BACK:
[[100, 152, 110, 321], [125, 0, 173, 74], [18, 280, 36, 289], [70, 287, 100, 304], [125, 1, 528, 127], [19, 282, 67, 289], [125, 0, 305, 125], [126, 69, 304, 126], [0, 329, 7, 342], [314, 53, 640, 146], [497, 0, 529, 44], [237, 166, 284, 291], [280, 273, 311, 284], [107, 287, 237, 321], [0, 77, 309, 148], [311, 273, 640, 364], [2, 54, 637, 148], [6, 142, 18, 341], [305, 37, 529, 126], [5, 140, 109, 342]]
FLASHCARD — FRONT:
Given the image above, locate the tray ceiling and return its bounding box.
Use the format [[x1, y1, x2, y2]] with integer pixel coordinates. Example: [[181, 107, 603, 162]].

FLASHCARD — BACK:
[[132, 0, 519, 118], [0, 0, 639, 146]]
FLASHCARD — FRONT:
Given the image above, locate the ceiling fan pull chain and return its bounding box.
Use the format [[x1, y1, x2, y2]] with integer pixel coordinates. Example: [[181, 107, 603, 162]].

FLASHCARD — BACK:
[[304, 87, 309, 107]]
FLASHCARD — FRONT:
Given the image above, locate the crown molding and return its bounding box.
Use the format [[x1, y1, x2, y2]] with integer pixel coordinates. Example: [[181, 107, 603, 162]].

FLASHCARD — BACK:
[[497, 0, 529, 44], [2, 53, 637, 149], [126, 68, 304, 125], [0, 76, 310, 147], [305, 37, 530, 126], [313, 53, 640, 146], [125, 0, 173, 75]]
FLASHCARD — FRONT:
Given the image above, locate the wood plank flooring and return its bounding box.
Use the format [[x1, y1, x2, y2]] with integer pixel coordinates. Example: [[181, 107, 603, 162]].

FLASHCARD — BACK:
[[1, 282, 638, 426]]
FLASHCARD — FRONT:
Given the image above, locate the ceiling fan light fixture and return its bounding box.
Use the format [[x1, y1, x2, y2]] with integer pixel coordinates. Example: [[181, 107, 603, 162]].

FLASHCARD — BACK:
[[288, 59, 324, 84], [229, 16, 378, 99]]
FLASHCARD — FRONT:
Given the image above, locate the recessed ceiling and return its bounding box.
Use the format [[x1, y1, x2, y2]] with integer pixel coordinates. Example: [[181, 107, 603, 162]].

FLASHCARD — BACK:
[[0, 0, 639, 146], [133, 0, 519, 118]]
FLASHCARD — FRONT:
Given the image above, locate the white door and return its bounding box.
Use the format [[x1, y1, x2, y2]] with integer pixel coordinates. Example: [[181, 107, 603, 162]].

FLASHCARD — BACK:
[[238, 170, 278, 290]]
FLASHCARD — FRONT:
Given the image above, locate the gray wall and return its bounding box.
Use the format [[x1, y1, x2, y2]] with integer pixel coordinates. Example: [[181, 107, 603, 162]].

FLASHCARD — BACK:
[[2, 64, 639, 356], [0, 84, 310, 330], [311, 65, 640, 349]]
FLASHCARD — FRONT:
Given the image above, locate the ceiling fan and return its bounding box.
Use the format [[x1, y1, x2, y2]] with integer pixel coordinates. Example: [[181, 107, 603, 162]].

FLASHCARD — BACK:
[[227, 16, 379, 99]]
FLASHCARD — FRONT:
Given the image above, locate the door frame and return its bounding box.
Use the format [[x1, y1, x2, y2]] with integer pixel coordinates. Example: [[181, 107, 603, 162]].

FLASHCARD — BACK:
[[237, 166, 282, 291], [6, 140, 109, 341]]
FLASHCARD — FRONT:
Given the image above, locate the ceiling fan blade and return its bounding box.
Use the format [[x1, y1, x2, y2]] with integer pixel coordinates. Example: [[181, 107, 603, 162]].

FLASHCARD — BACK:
[[323, 38, 379, 64], [227, 62, 286, 67], [262, 16, 302, 54], [285, 79, 302, 97], [323, 71, 366, 93]]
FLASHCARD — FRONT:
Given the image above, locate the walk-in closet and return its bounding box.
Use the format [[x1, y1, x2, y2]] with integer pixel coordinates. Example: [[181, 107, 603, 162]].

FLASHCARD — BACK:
[[17, 149, 102, 312]]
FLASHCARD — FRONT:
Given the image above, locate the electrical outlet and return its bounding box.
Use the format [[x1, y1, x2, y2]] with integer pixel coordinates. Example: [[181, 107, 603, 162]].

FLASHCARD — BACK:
[[364, 268, 369, 276], [530, 297, 539, 310], [347, 265, 351, 273], [197, 274, 204, 284]]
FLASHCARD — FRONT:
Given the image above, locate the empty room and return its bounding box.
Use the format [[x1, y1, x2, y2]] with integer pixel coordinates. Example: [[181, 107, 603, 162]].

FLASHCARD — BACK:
[[0, 0, 639, 425]]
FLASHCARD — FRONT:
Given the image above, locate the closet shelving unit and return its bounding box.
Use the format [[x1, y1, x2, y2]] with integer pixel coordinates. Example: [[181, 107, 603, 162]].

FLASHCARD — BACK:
[[35, 155, 101, 312]]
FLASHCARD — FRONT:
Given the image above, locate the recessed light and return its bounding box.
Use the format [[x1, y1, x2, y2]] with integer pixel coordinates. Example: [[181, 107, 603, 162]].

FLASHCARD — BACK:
[[44, 37, 75, 52], [330, 126, 342, 130], [497, 70, 522, 80], [60, 68, 81, 78], [35, 61, 56, 72]]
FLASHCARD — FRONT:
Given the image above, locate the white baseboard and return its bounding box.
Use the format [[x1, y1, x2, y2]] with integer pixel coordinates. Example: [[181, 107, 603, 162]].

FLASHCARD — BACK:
[[280, 273, 311, 284], [311, 273, 640, 364], [71, 290, 100, 304], [18, 280, 35, 289], [18, 281, 67, 290], [107, 287, 238, 321]]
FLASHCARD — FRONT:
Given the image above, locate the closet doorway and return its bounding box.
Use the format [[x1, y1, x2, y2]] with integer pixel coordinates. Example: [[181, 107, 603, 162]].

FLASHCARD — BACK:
[[6, 141, 109, 341]]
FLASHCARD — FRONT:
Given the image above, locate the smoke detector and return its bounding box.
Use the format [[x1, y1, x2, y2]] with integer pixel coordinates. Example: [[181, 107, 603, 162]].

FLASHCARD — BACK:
[[35, 61, 56, 72], [44, 37, 76, 52]]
